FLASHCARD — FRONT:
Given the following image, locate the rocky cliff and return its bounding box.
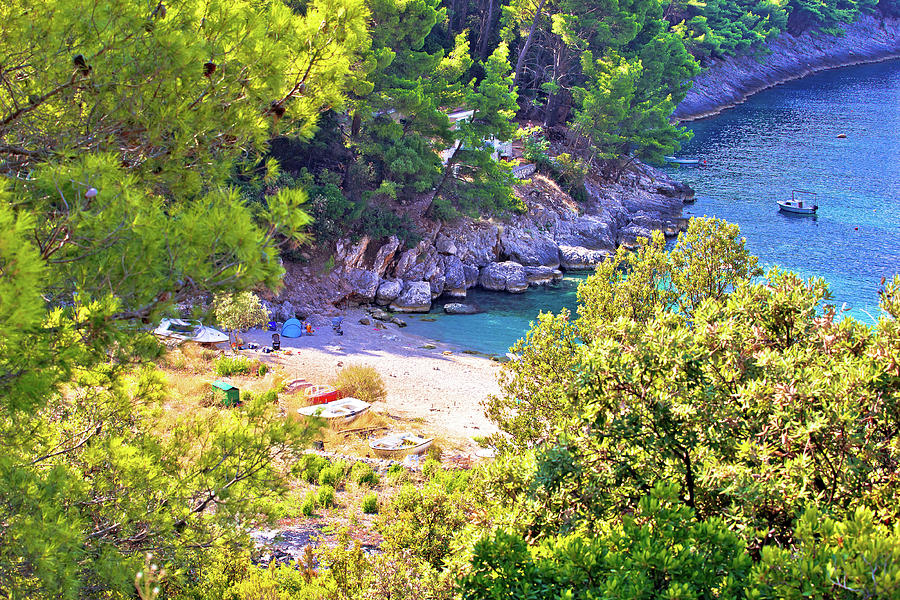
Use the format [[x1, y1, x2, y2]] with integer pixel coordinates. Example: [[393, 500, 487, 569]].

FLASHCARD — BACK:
[[269, 163, 693, 318], [675, 14, 900, 121]]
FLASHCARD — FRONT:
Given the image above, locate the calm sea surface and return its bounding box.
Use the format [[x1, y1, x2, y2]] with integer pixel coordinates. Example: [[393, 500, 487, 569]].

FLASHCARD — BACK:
[[403, 59, 900, 355]]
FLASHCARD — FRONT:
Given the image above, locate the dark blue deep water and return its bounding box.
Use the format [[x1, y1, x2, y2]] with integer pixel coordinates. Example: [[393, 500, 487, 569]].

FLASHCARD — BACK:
[[404, 60, 900, 355]]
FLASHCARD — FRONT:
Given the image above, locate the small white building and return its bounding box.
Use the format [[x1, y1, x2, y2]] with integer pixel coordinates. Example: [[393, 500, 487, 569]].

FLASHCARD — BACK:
[[440, 109, 513, 164]]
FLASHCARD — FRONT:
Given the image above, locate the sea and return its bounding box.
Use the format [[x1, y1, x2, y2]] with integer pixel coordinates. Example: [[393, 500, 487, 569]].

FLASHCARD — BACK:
[[402, 59, 900, 356]]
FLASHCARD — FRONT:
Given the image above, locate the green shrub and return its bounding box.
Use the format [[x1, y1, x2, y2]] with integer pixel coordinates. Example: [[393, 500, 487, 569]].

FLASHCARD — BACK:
[[300, 490, 318, 516], [362, 493, 379, 514], [317, 484, 336, 508], [378, 484, 467, 569], [332, 364, 387, 404], [295, 454, 330, 484], [258, 363, 268, 377], [351, 462, 379, 487], [318, 461, 348, 488], [385, 463, 408, 484], [215, 355, 253, 376], [422, 458, 441, 480]]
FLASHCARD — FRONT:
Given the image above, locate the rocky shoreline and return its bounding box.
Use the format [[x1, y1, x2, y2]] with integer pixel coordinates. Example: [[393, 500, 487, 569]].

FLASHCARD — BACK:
[[675, 13, 900, 121], [268, 163, 693, 318]]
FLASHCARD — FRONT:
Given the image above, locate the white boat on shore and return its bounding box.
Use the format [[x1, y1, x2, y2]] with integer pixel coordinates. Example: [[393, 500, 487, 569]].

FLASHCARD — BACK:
[[297, 397, 371, 428], [154, 318, 228, 344], [369, 433, 434, 459], [777, 190, 818, 215]]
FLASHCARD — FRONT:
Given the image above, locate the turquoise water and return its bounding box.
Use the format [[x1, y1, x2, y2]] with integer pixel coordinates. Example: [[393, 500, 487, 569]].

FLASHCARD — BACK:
[[404, 59, 900, 355]]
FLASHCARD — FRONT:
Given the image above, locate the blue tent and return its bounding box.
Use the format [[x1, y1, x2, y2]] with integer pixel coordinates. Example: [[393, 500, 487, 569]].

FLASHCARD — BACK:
[[281, 318, 303, 338]]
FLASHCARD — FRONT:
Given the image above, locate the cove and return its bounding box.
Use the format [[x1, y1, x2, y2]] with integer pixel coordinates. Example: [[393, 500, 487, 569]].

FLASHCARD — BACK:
[[403, 59, 900, 356]]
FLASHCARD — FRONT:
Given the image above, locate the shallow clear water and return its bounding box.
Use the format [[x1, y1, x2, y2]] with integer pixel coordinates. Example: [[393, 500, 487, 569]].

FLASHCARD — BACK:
[[404, 59, 900, 355]]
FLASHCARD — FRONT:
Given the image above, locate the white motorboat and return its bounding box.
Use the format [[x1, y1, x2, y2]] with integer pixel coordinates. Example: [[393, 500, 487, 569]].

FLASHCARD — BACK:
[[777, 190, 818, 215], [369, 433, 434, 459], [297, 397, 371, 428], [154, 318, 229, 344], [664, 156, 702, 165]]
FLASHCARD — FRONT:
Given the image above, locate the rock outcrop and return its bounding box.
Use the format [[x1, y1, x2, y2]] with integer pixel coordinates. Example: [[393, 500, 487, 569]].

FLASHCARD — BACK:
[[273, 162, 692, 311], [390, 281, 432, 313], [479, 261, 529, 293], [675, 14, 900, 121]]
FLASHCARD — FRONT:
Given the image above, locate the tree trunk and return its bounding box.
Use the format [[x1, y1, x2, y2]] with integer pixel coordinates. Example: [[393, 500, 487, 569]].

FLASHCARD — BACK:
[[513, 0, 547, 86], [478, 0, 496, 59]]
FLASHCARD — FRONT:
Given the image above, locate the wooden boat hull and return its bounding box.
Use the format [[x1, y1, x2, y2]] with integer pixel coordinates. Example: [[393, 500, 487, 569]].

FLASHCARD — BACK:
[[369, 435, 434, 459], [298, 398, 371, 429]]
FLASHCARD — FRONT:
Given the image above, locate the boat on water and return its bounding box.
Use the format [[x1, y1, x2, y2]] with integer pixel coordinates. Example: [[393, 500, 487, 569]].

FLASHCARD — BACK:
[[369, 433, 434, 459], [154, 318, 228, 344], [297, 397, 371, 428], [664, 156, 702, 165], [777, 190, 818, 215]]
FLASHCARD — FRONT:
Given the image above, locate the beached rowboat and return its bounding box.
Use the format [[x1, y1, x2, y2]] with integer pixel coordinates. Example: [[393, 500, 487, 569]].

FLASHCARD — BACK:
[[369, 433, 434, 459], [154, 318, 228, 344], [297, 397, 371, 428]]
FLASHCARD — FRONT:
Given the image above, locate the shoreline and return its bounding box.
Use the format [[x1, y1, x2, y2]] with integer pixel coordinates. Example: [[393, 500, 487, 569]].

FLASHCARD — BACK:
[[241, 308, 502, 447], [678, 54, 900, 123], [675, 14, 900, 122]]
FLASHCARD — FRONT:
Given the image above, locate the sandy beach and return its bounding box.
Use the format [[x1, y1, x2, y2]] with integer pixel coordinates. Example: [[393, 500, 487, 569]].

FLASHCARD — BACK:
[[240, 309, 502, 448]]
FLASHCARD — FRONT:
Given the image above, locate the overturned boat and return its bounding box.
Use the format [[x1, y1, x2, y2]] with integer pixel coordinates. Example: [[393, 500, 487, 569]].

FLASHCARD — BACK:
[[297, 397, 371, 428], [154, 318, 228, 344], [369, 433, 434, 459]]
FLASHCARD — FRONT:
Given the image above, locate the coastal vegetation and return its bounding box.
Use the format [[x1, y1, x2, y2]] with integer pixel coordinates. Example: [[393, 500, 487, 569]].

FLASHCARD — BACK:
[[1, 0, 898, 598]]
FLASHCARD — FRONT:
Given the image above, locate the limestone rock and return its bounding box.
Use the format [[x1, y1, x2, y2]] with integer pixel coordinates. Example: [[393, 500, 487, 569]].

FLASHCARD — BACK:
[[372, 236, 401, 276], [442, 255, 467, 298], [375, 280, 402, 306], [453, 224, 501, 267], [500, 228, 560, 267], [479, 261, 528, 293], [463, 264, 480, 289], [390, 316, 407, 327], [359, 317, 372, 325], [335, 236, 370, 270], [344, 269, 380, 303], [559, 245, 611, 270], [618, 224, 654, 249], [435, 234, 457, 255], [390, 282, 432, 313], [554, 214, 617, 251], [525, 265, 563, 286], [443, 303, 480, 314]]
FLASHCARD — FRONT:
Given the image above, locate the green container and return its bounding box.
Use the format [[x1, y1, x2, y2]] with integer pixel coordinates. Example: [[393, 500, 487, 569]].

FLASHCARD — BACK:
[[211, 380, 240, 406]]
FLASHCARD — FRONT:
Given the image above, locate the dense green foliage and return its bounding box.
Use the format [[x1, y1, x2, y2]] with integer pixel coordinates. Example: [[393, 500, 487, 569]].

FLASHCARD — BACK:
[[2, 0, 896, 594], [0, 0, 365, 595], [467, 217, 900, 598]]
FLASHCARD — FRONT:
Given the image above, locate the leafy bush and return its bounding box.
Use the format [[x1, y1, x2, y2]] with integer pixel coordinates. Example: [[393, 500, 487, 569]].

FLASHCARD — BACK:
[[318, 460, 348, 488], [294, 454, 330, 484], [378, 484, 468, 568], [362, 493, 379, 514], [258, 364, 268, 377], [385, 463, 408, 485], [332, 364, 387, 404], [351, 462, 379, 487], [300, 490, 318, 516], [214, 355, 253, 376], [317, 485, 336, 508], [422, 458, 441, 480]]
